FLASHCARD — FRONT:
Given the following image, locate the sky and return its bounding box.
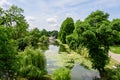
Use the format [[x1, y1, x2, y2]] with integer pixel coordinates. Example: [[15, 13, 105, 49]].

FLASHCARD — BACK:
[[0, 0, 120, 31]]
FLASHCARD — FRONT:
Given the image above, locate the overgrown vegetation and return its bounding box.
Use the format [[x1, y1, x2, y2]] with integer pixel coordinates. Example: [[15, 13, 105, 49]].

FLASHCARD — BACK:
[[58, 10, 120, 79], [52, 68, 71, 80], [105, 64, 120, 80], [18, 47, 47, 80], [0, 6, 57, 79], [0, 5, 120, 80], [0, 26, 17, 79]]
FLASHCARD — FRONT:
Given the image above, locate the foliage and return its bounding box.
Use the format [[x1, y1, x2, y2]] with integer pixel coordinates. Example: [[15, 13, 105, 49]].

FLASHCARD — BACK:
[[66, 33, 79, 50], [76, 46, 89, 58], [0, 5, 29, 51], [85, 10, 109, 27], [40, 29, 49, 36], [0, 5, 28, 40], [29, 28, 51, 48], [106, 64, 120, 80], [58, 17, 74, 43], [50, 30, 58, 38], [0, 26, 17, 79], [111, 19, 120, 31], [29, 28, 41, 47], [18, 47, 47, 80], [39, 35, 49, 44], [52, 68, 71, 80], [58, 10, 120, 78], [111, 19, 120, 45], [18, 36, 31, 51], [74, 10, 113, 77]]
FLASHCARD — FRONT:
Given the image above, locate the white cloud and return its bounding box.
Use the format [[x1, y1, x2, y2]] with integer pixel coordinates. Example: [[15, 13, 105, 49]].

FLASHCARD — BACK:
[[46, 16, 59, 30], [48, 23, 59, 30], [0, 0, 11, 8], [25, 16, 36, 22], [25, 16, 37, 29], [46, 16, 58, 24]]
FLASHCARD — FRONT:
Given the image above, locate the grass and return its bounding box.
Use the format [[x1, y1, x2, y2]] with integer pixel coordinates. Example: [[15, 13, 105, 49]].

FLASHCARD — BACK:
[[110, 46, 120, 54], [106, 58, 120, 68]]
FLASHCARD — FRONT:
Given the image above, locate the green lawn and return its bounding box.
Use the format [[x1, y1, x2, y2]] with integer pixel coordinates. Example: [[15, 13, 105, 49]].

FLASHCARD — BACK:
[[110, 46, 120, 54]]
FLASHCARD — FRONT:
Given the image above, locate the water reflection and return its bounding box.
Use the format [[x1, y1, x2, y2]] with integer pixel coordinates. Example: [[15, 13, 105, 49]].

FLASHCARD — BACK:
[[71, 64, 100, 80], [39, 43, 49, 52], [59, 44, 67, 52]]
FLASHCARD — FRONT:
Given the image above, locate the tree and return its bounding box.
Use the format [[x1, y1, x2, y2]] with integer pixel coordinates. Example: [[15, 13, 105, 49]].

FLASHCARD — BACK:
[[39, 35, 49, 44], [50, 30, 58, 38], [0, 26, 17, 79], [18, 36, 31, 51], [74, 10, 117, 78], [18, 47, 47, 80], [58, 17, 74, 43], [0, 8, 5, 25], [111, 19, 120, 44], [0, 5, 28, 40], [66, 33, 79, 50], [30, 28, 41, 47], [40, 29, 49, 36]]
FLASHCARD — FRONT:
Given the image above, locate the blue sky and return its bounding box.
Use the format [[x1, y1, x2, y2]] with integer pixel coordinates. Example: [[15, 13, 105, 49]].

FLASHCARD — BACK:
[[0, 0, 120, 31]]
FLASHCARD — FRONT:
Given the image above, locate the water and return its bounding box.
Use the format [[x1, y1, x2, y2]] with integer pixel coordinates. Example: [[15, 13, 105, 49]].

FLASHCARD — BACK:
[[45, 45, 100, 80], [71, 64, 100, 80]]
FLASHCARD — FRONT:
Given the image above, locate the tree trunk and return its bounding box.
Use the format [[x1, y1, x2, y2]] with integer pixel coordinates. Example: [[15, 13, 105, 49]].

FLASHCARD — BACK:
[[98, 68, 106, 79]]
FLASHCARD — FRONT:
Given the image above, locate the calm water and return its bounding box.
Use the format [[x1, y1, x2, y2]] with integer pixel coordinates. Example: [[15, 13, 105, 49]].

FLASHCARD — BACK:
[[45, 45, 100, 80]]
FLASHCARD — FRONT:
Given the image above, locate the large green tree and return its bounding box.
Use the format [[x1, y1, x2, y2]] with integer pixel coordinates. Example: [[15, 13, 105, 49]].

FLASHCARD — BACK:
[[0, 26, 17, 79], [111, 19, 120, 44], [58, 17, 74, 43], [74, 10, 117, 77], [30, 28, 41, 47], [0, 5, 28, 40]]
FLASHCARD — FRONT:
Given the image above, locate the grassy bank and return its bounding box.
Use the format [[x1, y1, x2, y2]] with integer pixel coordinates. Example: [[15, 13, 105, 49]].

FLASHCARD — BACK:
[[57, 39, 120, 69], [110, 46, 120, 54], [106, 58, 120, 68]]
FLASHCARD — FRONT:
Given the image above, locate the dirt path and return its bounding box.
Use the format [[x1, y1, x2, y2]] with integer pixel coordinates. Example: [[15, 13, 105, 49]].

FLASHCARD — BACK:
[[109, 51, 120, 62]]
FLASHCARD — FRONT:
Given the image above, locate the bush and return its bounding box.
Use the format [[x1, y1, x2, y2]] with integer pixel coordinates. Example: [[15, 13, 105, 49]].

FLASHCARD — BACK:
[[106, 64, 120, 80], [18, 47, 47, 80], [52, 68, 71, 80]]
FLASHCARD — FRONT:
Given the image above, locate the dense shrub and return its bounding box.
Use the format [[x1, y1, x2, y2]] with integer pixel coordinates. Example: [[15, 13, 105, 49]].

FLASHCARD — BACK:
[[106, 64, 120, 80], [18, 47, 47, 80], [52, 68, 71, 80]]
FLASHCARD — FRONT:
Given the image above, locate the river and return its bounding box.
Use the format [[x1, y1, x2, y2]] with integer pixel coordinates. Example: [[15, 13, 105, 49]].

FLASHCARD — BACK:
[[45, 45, 100, 80]]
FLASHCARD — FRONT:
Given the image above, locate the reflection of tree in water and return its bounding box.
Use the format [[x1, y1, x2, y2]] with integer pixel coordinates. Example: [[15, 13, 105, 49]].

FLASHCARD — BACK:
[[50, 40, 59, 46], [39, 43, 49, 52], [59, 45, 67, 52]]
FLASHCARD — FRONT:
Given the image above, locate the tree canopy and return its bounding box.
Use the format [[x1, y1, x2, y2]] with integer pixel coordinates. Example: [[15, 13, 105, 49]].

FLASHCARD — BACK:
[[59, 10, 120, 78], [58, 17, 74, 43], [0, 26, 17, 79]]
